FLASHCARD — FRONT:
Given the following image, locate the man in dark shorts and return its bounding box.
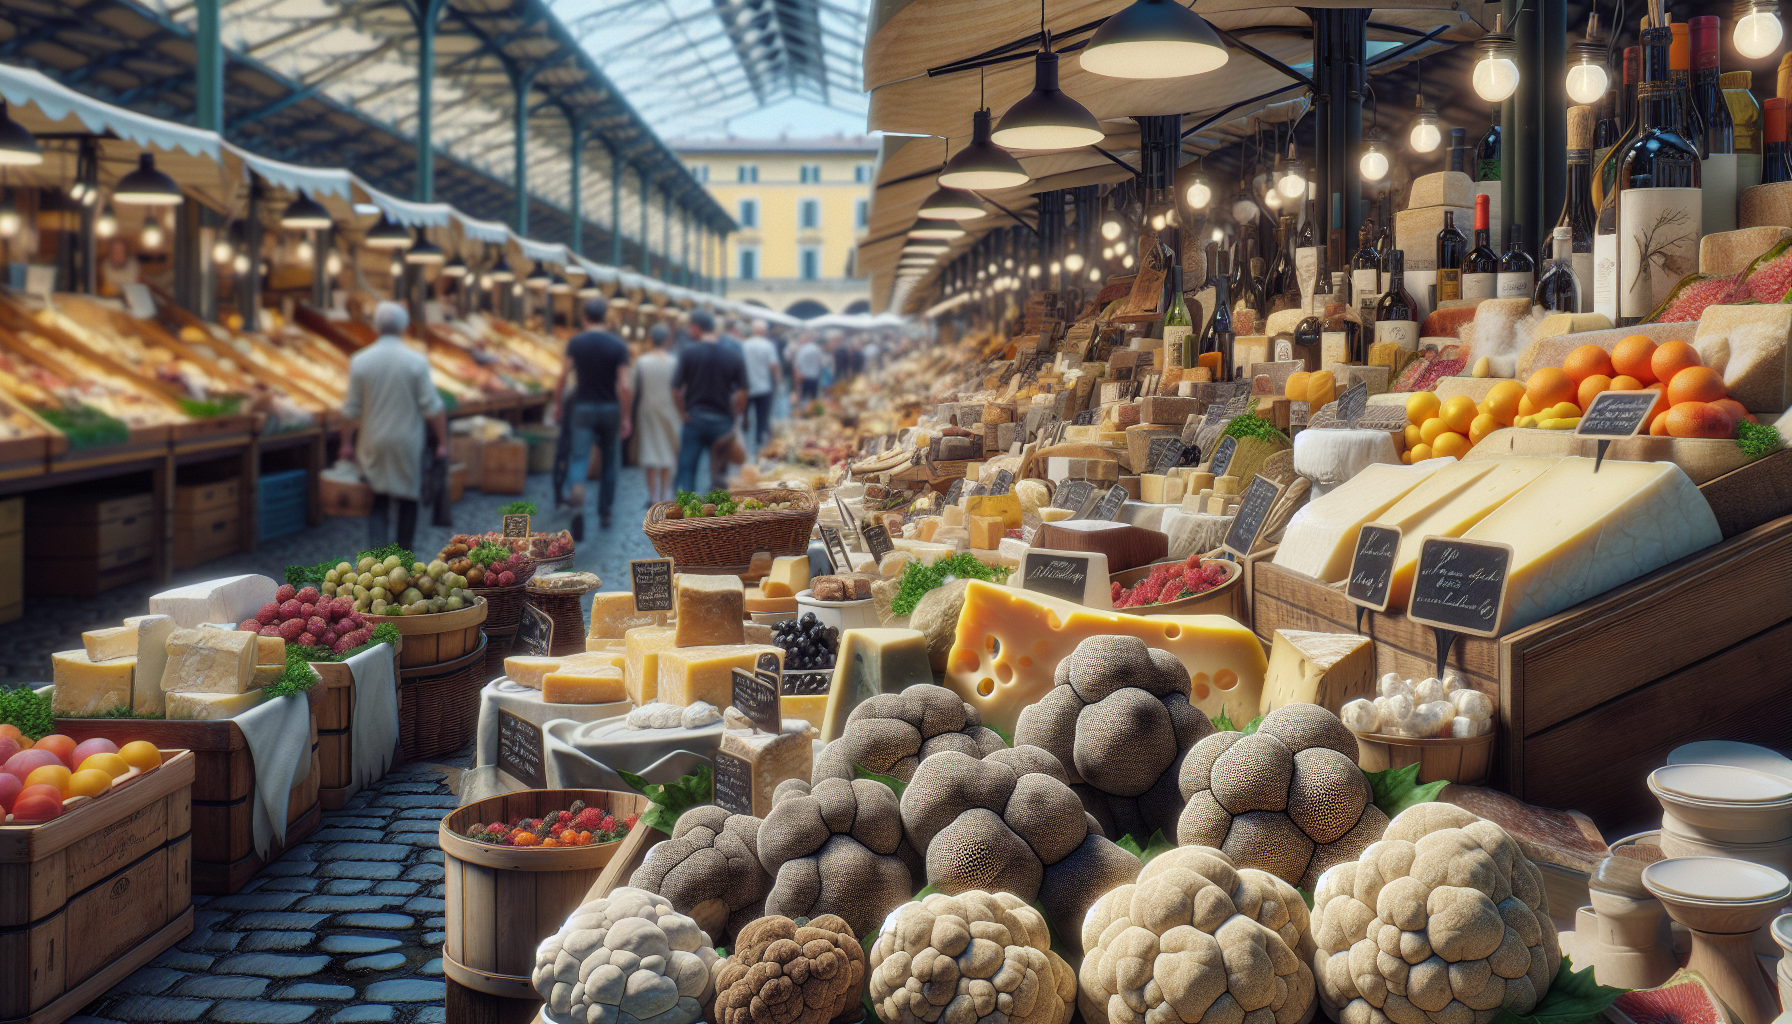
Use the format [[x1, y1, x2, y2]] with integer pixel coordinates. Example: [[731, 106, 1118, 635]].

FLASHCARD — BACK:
[[672, 309, 749, 494], [553, 297, 631, 537]]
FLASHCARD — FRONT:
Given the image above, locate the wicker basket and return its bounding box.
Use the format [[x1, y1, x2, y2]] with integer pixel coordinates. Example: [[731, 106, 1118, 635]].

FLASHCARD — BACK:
[[483, 626, 517, 680], [471, 583, 528, 632], [527, 575, 600, 658], [641, 488, 818, 568], [398, 635, 489, 760]]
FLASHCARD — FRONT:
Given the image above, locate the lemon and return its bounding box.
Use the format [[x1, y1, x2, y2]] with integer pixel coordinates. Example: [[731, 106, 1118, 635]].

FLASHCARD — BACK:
[[1469, 413, 1499, 444], [1549, 401, 1582, 420], [1419, 417, 1450, 445], [1432, 431, 1471, 459], [1410, 442, 1434, 462], [1439, 395, 1478, 433], [1406, 391, 1440, 426], [79, 752, 131, 779], [1404, 424, 1424, 449]]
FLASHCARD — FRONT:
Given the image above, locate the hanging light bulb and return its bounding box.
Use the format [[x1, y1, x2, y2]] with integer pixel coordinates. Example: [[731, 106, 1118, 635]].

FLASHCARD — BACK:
[[296, 239, 315, 263], [1049, 259, 1061, 275], [0, 191, 19, 238], [992, 50, 1105, 150], [1102, 245, 1114, 259], [1264, 188, 1284, 209], [1277, 161, 1306, 198], [1080, 0, 1229, 78], [1565, 13, 1609, 105], [1113, 239, 1126, 255], [1088, 267, 1102, 282], [140, 219, 164, 249], [1736, 0, 1783, 58], [1003, 255, 1015, 269], [1121, 253, 1135, 269], [1101, 219, 1122, 240], [512, 283, 524, 296], [1150, 213, 1166, 230], [1211, 228, 1224, 243], [95, 204, 118, 239], [325, 251, 343, 275], [232, 253, 251, 275], [1230, 188, 1259, 223], [1360, 130, 1391, 182], [0, 102, 44, 166], [390, 258, 404, 279], [1028, 264, 1041, 278], [212, 238, 235, 264], [1473, 14, 1521, 102], [938, 110, 1030, 189], [1064, 252, 1084, 272], [1409, 80, 1442, 153], [1186, 176, 1212, 208]]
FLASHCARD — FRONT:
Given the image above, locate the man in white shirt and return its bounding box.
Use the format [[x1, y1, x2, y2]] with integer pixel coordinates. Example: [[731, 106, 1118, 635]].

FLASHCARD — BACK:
[[791, 332, 825, 402], [739, 320, 781, 450]]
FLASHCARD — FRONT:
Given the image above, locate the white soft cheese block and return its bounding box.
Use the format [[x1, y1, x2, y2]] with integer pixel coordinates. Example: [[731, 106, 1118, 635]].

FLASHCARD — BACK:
[[123, 614, 175, 716], [1259, 630, 1377, 714], [1273, 461, 1450, 582], [1013, 547, 1113, 609], [166, 688, 270, 721], [996, 536, 1031, 568], [819, 628, 934, 742], [717, 711, 813, 818], [51, 650, 136, 717], [1460, 457, 1722, 631], [149, 575, 279, 629], [1292, 429, 1402, 498], [1383, 457, 1561, 607], [160, 627, 257, 694]]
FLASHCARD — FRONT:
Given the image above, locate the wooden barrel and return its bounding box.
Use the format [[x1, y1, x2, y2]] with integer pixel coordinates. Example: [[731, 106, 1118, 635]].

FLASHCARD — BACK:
[[365, 596, 487, 669], [1355, 730, 1496, 785], [440, 789, 648, 1005], [398, 635, 489, 760]]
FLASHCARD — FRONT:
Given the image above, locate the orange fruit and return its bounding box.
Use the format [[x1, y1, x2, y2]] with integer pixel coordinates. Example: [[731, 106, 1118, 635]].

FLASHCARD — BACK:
[[1577, 374, 1613, 410], [1666, 365, 1726, 406], [0, 725, 20, 744], [1432, 431, 1471, 459], [1612, 335, 1660, 384], [1406, 392, 1440, 425], [1711, 397, 1757, 424], [1526, 368, 1576, 410], [1420, 417, 1450, 445], [1469, 412, 1500, 444], [78, 752, 130, 780], [1401, 450, 1414, 464], [512, 831, 539, 847], [1410, 442, 1434, 462], [67, 768, 113, 798], [118, 742, 162, 771], [24, 764, 71, 795], [1650, 409, 1671, 435], [1486, 381, 1526, 424], [33, 735, 76, 770], [1404, 423, 1424, 449], [1651, 340, 1701, 384], [1610, 374, 1644, 391], [1666, 401, 1736, 439], [1440, 395, 1478, 433], [1563, 344, 1615, 383], [1518, 394, 1537, 417]]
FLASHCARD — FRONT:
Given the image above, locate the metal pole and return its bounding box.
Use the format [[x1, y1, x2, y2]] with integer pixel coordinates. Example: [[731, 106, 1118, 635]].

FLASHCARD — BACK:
[[513, 70, 536, 234], [681, 209, 691, 286], [569, 123, 582, 255], [241, 177, 262, 327], [719, 230, 728, 296], [1312, 10, 1367, 265], [414, 0, 441, 201], [1507, 0, 1567, 258], [195, 0, 224, 132], [661, 190, 672, 283], [639, 166, 650, 273], [607, 142, 623, 267], [312, 227, 329, 310]]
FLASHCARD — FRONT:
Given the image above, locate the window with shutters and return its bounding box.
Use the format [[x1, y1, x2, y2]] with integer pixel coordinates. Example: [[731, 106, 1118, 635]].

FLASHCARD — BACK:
[[799, 164, 821, 183], [737, 198, 758, 228], [737, 164, 758, 183], [799, 199, 820, 230], [738, 246, 760, 280], [799, 245, 821, 280]]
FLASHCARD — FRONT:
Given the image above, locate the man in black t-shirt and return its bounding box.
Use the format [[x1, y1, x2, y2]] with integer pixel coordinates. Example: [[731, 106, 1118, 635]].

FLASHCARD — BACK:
[[672, 309, 748, 494], [554, 297, 631, 537]]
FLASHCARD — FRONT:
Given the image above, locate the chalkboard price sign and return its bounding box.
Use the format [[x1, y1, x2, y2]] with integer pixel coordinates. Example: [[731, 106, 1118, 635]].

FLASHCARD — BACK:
[[1576, 389, 1658, 438], [517, 602, 554, 658], [1338, 381, 1369, 426], [732, 667, 781, 734], [1147, 436, 1185, 474], [819, 524, 853, 574], [1019, 550, 1095, 604], [1054, 479, 1097, 519], [629, 557, 674, 612], [502, 513, 532, 539], [1221, 476, 1282, 558], [1091, 484, 1130, 521], [861, 522, 894, 563], [989, 469, 1014, 495], [1344, 523, 1403, 613], [1209, 435, 1239, 477], [496, 709, 546, 790], [1406, 537, 1513, 638], [712, 751, 755, 815]]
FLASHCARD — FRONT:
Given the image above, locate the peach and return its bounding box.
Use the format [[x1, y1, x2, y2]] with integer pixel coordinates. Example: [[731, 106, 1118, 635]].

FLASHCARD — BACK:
[[71, 738, 118, 767], [3, 748, 62, 783]]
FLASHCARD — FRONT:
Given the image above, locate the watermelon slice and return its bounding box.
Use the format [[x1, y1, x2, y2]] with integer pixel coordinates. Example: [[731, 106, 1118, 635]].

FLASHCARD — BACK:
[[1604, 969, 1732, 1024]]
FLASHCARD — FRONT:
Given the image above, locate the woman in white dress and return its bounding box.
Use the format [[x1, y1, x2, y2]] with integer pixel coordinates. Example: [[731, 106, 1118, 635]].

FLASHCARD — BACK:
[[632, 324, 682, 505]]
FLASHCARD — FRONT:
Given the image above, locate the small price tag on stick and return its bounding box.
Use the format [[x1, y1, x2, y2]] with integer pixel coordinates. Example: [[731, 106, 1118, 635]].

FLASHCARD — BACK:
[[1209, 435, 1238, 477], [629, 558, 674, 612], [1221, 476, 1282, 559], [1343, 523, 1402, 634], [502, 513, 532, 539], [1575, 390, 1658, 470], [1406, 537, 1513, 677], [731, 666, 781, 735]]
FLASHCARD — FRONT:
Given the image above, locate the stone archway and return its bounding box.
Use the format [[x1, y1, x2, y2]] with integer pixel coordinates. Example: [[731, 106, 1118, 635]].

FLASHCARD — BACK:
[[785, 299, 829, 319]]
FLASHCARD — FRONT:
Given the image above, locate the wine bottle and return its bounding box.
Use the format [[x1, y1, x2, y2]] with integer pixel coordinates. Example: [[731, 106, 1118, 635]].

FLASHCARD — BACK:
[[1595, 46, 1642, 320], [1726, 71, 1762, 156], [1691, 17, 1734, 156], [1534, 225, 1583, 312], [1247, 256, 1268, 324], [1208, 251, 1236, 380], [1476, 107, 1504, 243], [1669, 21, 1707, 160], [1293, 253, 1328, 370], [1463, 194, 1500, 301], [1267, 214, 1298, 315], [1595, 89, 1617, 150], [1374, 250, 1419, 354], [1497, 224, 1536, 298], [1322, 270, 1362, 365], [1436, 211, 1467, 302], [1766, 98, 1788, 184], [1616, 9, 1702, 326], [1351, 220, 1380, 306], [1560, 106, 1598, 311], [1164, 263, 1194, 369], [1448, 128, 1468, 173], [1374, 215, 1395, 287]]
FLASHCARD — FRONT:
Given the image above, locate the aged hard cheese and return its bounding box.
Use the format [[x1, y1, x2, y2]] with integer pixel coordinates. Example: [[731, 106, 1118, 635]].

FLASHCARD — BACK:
[[1383, 457, 1560, 607], [149, 574, 279, 629], [717, 710, 812, 817], [124, 614, 176, 716], [965, 492, 1022, 529], [504, 655, 562, 689], [1273, 461, 1450, 581], [945, 580, 1267, 733], [967, 515, 1005, 549], [761, 556, 811, 599], [1461, 457, 1722, 631], [672, 575, 745, 647], [743, 587, 799, 614], [160, 627, 258, 694], [624, 625, 678, 704], [819, 628, 933, 742], [83, 624, 139, 662], [256, 636, 286, 666], [1259, 630, 1376, 714], [166, 688, 269, 721], [656, 644, 783, 707], [51, 650, 136, 716], [588, 592, 668, 640], [543, 666, 628, 704]]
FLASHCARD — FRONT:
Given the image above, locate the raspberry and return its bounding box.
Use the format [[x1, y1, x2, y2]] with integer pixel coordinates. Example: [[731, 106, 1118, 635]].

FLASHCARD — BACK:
[[557, 811, 572, 824], [299, 603, 316, 620], [319, 630, 338, 648], [549, 822, 567, 836], [261, 625, 283, 637], [298, 632, 317, 647], [574, 807, 603, 830], [239, 619, 260, 632], [276, 584, 297, 603], [256, 602, 281, 624], [279, 599, 303, 620], [306, 616, 329, 636], [278, 618, 305, 641], [625, 813, 639, 829], [296, 587, 321, 605]]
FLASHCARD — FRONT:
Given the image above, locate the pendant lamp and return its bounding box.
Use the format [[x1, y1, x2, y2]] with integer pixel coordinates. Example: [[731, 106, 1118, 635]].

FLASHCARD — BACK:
[[281, 192, 333, 229], [0, 103, 41, 166], [526, 261, 553, 288], [1079, 0, 1229, 79], [488, 254, 517, 282], [1472, 14, 1520, 103], [441, 254, 469, 278], [991, 51, 1104, 150], [1735, 0, 1782, 58], [918, 184, 986, 220], [404, 230, 445, 264], [364, 213, 413, 249], [113, 153, 183, 206], [909, 218, 967, 240], [938, 110, 1029, 190]]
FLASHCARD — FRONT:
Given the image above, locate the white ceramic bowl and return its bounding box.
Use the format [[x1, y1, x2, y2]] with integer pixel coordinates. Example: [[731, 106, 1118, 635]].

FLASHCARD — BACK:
[[1649, 763, 1792, 844], [794, 589, 880, 632], [1660, 825, 1792, 876]]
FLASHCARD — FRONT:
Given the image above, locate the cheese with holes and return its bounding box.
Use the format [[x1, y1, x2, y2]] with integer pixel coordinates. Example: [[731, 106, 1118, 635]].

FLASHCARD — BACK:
[[166, 688, 269, 721], [819, 628, 933, 742], [945, 580, 1267, 733], [624, 625, 678, 705], [967, 515, 1005, 549], [124, 614, 175, 716], [717, 711, 813, 817], [1460, 457, 1722, 630], [1383, 457, 1561, 607], [504, 655, 562, 689], [1273, 461, 1451, 581], [160, 627, 257, 694], [588, 592, 668, 640], [149, 575, 279, 629], [83, 625, 139, 662], [656, 644, 784, 708], [762, 556, 811, 599], [965, 493, 1022, 529], [52, 650, 137, 716], [543, 666, 628, 704], [673, 575, 745, 647], [1259, 630, 1377, 714]]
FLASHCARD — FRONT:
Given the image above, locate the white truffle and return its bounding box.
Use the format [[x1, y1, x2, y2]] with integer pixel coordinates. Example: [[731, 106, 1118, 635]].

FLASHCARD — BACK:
[[627, 702, 686, 729], [1412, 700, 1455, 738], [1377, 672, 1411, 699], [1413, 675, 1449, 705], [680, 702, 721, 728], [1340, 698, 1380, 734], [1450, 687, 1493, 721]]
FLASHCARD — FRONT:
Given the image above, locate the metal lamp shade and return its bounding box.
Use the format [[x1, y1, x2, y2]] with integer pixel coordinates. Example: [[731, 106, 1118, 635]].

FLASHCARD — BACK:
[[280, 192, 333, 229], [364, 214, 413, 249], [113, 153, 184, 206], [1079, 0, 1230, 79], [0, 104, 42, 167], [938, 110, 1030, 190], [918, 186, 986, 220], [991, 52, 1105, 150]]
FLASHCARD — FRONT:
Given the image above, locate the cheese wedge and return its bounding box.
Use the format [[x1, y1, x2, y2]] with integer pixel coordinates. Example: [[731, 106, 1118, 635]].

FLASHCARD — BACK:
[[1382, 457, 1561, 607], [1273, 462, 1451, 582], [762, 556, 811, 599], [967, 515, 1005, 550], [160, 627, 258, 694], [166, 688, 269, 721], [253, 663, 282, 686], [1460, 457, 1721, 631], [83, 625, 139, 663], [51, 650, 136, 716], [743, 588, 799, 614], [504, 655, 562, 689], [123, 614, 175, 717], [946, 580, 1267, 733], [624, 625, 678, 705], [965, 493, 1022, 529], [819, 628, 933, 742], [717, 714, 813, 817], [255, 636, 286, 666], [656, 644, 784, 707], [543, 666, 628, 704], [1259, 630, 1376, 714], [588, 592, 668, 640]]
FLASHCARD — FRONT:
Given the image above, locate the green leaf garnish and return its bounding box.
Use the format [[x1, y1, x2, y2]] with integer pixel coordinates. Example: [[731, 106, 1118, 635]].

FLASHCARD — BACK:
[[1363, 762, 1450, 819], [1490, 958, 1627, 1024], [499, 501, 538, 516], [1241, 714, 1263, 735], [617, 765, 713, 834], [853, 764, 908, 801], [1210, 707, 1236, 732]]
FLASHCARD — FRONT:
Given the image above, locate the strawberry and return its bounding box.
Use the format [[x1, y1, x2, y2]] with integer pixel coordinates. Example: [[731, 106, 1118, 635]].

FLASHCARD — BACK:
[[261, 625, 283, 637], [625, 813, 639, 829], [299, 603, 316, 620], [279, 599, 303, 620], [598, 815, 616, 832], [297, 632, 317, 647], [296, 587, 321, 606], [256, 602, 281, 625], [319, 630, 338, 648], [332, 637, 355, 655], [557, 810, 573, 824], [306, 616, 328, 636], [277, 618, 305, 642], [276, 584, 297, 603], [239, 619, 260, 632], [574, 807, 603, 830]]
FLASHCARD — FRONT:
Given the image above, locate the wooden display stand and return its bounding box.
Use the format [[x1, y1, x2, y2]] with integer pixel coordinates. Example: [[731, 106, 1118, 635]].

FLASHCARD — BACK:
[[314, 661, 356, 810], [56, 704, 322, 895], [172, 476, 242, 569], [0, 750, 196, 1024], [1251, 512, 1792, 833]]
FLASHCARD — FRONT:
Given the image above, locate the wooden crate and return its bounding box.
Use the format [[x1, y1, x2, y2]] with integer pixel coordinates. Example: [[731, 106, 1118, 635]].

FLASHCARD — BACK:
[[451, 437, 483, 485], [172, 504, 241, 570], [480, 440, 528, 495], [54, 715, 321, 895], [320, 476, 374, 517], [0, 496, 20, 619], [449, 463, 468, 504], [174, 477, 240, 515], [1252, 513, 1792, 834], [0, 750, 196, 1024]]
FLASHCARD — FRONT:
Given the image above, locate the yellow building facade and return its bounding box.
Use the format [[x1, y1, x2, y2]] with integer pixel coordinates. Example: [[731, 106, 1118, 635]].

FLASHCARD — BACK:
[[675, 136, 877, 319]]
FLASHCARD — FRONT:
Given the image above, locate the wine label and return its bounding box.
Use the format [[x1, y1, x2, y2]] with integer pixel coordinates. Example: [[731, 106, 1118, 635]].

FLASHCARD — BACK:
[[1618, 187, 1702, 320], [1496, 271, 1533, 299], [1701, 153, 1739, 235], [1352, 268, 1379, 306], [1571, 253, 1594, 313], [1593, 232, 1619, 321], [1436, 268, 1463, 302], [1295, 247, 1319, 314], [1163, 325, 1193, 368], [1463, 273, 1498, 301], [1375, 320, 1418, 351], [1321, 331, 1351, 367]]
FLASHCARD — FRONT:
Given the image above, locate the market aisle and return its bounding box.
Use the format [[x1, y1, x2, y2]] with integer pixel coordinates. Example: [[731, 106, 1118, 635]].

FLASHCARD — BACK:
[[0, 467, 662, 685], [72, 762, 465, 1024]]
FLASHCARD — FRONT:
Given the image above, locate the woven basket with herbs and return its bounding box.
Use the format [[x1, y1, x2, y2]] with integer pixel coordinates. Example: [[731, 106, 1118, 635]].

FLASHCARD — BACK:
[[642, 487, 818, 568]]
